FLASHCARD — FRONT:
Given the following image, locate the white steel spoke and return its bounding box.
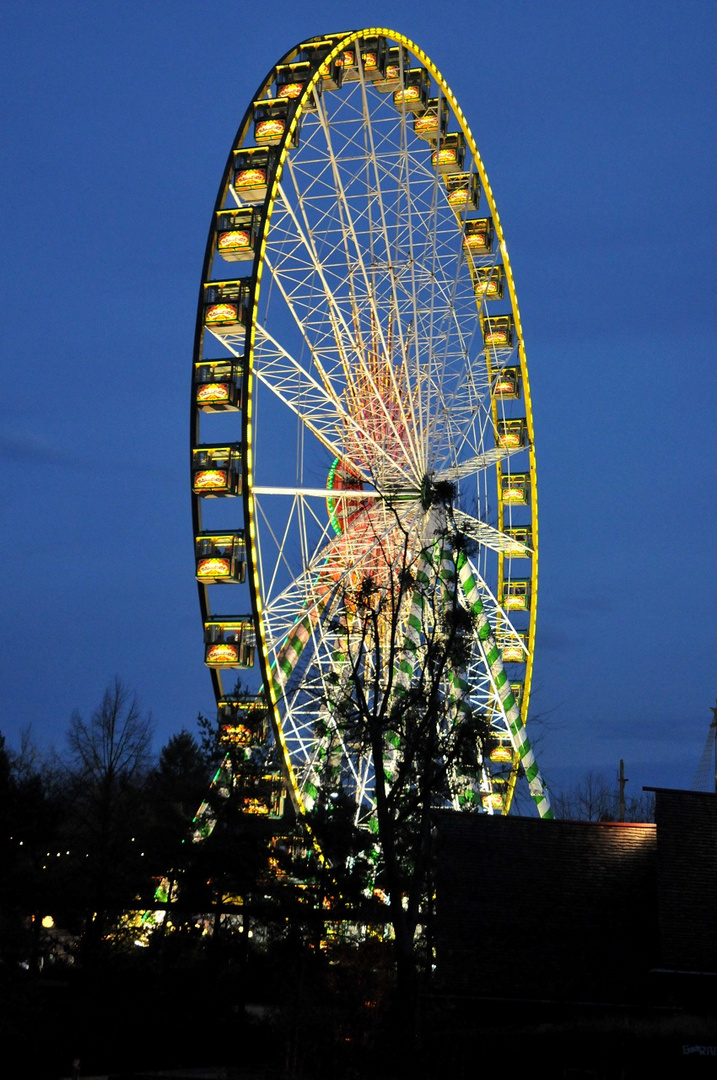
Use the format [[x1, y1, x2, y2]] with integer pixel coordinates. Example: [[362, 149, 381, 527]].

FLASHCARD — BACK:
[[451, 509, 529, 556], [253, 319, 417, 485], [309, 93, 425, 482]]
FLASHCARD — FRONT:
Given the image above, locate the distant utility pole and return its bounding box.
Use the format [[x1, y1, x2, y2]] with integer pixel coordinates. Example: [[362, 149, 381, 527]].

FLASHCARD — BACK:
[[617, 759, 628, 822]]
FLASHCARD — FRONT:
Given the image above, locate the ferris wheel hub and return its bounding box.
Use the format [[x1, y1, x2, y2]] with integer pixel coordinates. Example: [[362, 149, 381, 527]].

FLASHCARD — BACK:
[[420, 474, 456, 511]]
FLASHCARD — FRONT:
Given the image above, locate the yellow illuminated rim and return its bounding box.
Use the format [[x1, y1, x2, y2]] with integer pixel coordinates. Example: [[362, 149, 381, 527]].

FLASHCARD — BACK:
[[198, 29, 539, 820]]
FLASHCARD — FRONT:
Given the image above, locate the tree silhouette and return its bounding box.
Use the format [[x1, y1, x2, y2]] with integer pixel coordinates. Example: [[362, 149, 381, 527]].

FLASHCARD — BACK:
[[63, 678, 153, 955], [306, 514, 492, 1019]]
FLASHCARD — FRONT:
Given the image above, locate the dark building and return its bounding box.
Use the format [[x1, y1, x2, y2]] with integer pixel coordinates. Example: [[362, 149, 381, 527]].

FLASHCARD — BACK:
[[431, 789, 717, 1077], [652, 789, 717, 976]]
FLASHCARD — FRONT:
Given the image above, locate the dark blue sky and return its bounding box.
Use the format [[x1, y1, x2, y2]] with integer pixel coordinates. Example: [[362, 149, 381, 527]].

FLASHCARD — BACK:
[[2, 1, 716, 803]]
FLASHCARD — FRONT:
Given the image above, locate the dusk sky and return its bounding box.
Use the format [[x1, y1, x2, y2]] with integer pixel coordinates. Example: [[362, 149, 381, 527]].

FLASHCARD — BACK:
[[3, 1, 715, 805]]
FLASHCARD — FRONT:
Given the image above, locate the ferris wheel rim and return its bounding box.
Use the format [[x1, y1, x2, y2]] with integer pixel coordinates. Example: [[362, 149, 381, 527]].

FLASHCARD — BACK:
[[191, 28, 547, 823]]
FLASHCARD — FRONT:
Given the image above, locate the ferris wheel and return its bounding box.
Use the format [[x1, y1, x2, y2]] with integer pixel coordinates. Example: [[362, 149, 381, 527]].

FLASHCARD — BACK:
[[190, 29, 552, 830]]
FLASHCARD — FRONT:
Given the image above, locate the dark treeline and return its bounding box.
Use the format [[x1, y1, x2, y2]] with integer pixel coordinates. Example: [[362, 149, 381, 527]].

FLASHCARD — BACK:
[[0, 680, 397, 1080], [0, 680, 657, 1080], [1, 680, 210, 965]]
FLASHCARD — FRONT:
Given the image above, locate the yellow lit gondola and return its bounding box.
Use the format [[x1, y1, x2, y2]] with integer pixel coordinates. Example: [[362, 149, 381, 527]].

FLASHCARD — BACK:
[[204, 618, 256, 668], [238, 774, 285, 818], [504, 527, 532, 556], [253, 98, 299, 147], [276, 60, 318, 111], [195, 531, 246, 583], [473, 267, 504, 300], [203, 280, 251, 334], [445, 172, 480, 212], [413, 97, 448, 142], [335, 47, 361, 81], [501, 473, 530, 505], [502, 580, 531, 612], [374, 45, 408, 92], [299, 39, 343, 91], [193, 359, 242, 413], [218, 695, 268, 746], [191, 444, 242, 498], [489, 738, 513, 763], [501, 634, 528, 663], [496, 418, 527, 449], [463, 218, 494, 254], [431, 132, 466, 174], [394, 68, 430, 114], [491, 365, 520, 398], [360, 37, 387, 80], [233, 147, 276, 203], [215, 208, 260, 262], [482, 313, 515, 349]]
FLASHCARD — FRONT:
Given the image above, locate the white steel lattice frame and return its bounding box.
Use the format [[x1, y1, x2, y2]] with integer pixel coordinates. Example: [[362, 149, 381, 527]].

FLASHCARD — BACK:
[[191, 29, 551, 825]]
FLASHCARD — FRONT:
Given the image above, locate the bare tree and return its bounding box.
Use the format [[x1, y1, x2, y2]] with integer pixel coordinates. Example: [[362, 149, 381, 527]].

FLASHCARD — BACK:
[[311, 518, 491, 1017], [67, 678, 153, 788], [64, 678, 153, 953], [552, 768, 654, 822]]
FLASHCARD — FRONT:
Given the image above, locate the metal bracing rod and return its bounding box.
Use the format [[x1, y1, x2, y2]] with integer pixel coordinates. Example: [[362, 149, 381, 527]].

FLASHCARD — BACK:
[[254, 494, 337, 621], [252, 487, 383, 498], [254, 315, 416, 486], [435, 445, 523, 483], [450, 507, 531, 557], [311, 90, 425, 482], [354, 65, 424, 471]]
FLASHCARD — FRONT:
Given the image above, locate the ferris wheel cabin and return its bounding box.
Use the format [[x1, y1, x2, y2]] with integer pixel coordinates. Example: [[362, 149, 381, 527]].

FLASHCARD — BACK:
[[253, 98, 300, 147], [393, 67, 431, 114], [233, 147, 278, 203], [191, 444, 242, 497], [195, 531, 246, 584], [413, 97, 449, 142], [203, 280, 252, 334], [501, 472, 530, 505], [217, 695, 268, 746], [215, 208, 261, 263], [204, 617, 256, 669], [194, 359, 243, 413]]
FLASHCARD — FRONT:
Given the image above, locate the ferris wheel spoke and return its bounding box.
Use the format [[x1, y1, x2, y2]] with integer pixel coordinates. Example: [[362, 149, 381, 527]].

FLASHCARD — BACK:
[[254, 492, 340, 614], [448, 508, 528, 557], [252, 486, 382, 498], [353, 67, 426, 470], [271, 176, 367, 354], [253, 319, 418, 487], [260, 498, 425, 654], [310, 91, 426, 481], [253, 493, 427, 637], [436, 445, 524, 484]]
